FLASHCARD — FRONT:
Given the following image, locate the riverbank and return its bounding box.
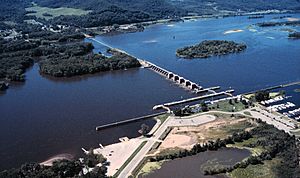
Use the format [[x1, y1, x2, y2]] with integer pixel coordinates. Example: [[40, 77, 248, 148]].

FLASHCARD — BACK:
[[39, 154, 74, 166], [85, 10, 295, 36]]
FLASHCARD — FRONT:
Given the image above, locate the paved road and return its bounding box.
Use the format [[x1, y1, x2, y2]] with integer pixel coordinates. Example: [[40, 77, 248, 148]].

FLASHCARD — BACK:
[[248, 107, 294, 133], [206, 107, 295, 133]]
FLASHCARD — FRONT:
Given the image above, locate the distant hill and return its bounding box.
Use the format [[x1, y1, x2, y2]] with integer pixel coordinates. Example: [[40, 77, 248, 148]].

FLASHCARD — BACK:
[[170, 0, 300, 14], [1, 0, 300, 29]]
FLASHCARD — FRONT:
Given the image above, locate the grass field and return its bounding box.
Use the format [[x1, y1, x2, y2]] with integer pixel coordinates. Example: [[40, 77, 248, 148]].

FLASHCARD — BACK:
[[25, 5, 91, 20], [136, 161, 165, 177], [229, 158, 280, 178], [136, 148, 182, 177], [199, 117, 255, 142], [209, 100, 248, 112]]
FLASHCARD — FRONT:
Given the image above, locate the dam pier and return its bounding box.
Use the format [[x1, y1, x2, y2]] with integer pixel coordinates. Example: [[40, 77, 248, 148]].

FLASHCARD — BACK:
[[139, 60, 203, 92]]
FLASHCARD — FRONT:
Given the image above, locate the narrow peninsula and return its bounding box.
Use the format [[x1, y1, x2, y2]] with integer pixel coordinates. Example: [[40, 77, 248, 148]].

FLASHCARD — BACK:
[[176, 40, 247, 59]]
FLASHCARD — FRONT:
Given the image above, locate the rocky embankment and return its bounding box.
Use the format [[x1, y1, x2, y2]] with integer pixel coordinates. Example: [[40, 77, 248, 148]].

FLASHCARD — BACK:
[[176, 40, 247, 59]]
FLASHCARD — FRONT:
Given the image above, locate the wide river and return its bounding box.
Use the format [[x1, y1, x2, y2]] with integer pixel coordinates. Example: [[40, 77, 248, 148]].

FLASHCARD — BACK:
[[0, 13, 299, 170]]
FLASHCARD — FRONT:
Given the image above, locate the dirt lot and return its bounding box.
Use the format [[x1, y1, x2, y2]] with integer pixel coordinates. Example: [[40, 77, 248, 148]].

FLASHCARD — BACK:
[[158, 114, 256, 151]]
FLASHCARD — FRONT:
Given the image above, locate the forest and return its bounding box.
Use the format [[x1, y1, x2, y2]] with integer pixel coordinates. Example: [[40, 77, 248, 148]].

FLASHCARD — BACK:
[[0, 25, 141, 91], [39, 49, 141, 77], [176, 40, 247, 59], [0, 29, 85, 84], [0, 150, 108, 178], [1, 0, 300, 30]]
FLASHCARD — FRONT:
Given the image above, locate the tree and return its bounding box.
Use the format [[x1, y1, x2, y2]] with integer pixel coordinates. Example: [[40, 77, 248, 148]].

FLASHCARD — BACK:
[[234, 98, 238, 103], [229, 99, 233, 105], [82, 166, 107, 178], [255, 90, 270, 102], [138, 124, 149, 136], [84, 149, 106, 168], [201, 102, 208, 112]]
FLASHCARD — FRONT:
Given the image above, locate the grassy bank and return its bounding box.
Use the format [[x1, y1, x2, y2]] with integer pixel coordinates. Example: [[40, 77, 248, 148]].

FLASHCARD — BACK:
[[136, 160, 165, 177], [229, 158, 280, 178]]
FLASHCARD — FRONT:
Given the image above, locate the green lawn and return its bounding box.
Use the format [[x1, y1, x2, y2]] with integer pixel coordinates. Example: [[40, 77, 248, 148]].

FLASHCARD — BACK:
[[209, 100, 248, 112], [25, 5, 91, 20]]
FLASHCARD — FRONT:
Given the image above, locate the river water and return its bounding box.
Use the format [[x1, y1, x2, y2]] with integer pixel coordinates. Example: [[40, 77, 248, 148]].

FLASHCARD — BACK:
[[0, 13, 299, 170]]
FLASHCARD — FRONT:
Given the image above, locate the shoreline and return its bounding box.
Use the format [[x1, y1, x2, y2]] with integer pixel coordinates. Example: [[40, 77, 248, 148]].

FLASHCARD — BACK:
[[85, 10, 298, 36], [39, 153, 74, 166]]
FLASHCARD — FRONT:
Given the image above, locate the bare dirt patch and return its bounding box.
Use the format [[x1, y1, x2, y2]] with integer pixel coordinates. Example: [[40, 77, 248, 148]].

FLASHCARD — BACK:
[[159, 132, 197, 150], [158, 114, 256, 152]]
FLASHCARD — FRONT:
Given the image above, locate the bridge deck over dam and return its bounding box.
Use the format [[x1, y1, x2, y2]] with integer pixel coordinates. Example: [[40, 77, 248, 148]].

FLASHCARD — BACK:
[[139, 60, 203, 92], [88, 37, 211, 93]]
